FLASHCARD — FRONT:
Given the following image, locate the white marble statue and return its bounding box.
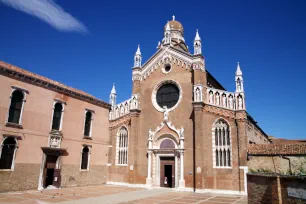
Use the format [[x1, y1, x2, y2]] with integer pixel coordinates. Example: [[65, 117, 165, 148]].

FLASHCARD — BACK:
[[195, 88, 200, 102], [229, 96, 233, 109], [162, 106, 170, 121], [238, 95, 243, 109], [222, 95, 227, 107], [216, 93, 220, 106], [209, 91, 213, 104], [148, 129, 154, 141], [180, 127, 184, 139]]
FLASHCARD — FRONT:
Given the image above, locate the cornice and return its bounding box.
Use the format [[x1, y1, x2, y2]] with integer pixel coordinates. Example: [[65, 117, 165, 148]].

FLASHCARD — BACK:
[[0, 63, 111, 109], [204, 104, 235, 119]]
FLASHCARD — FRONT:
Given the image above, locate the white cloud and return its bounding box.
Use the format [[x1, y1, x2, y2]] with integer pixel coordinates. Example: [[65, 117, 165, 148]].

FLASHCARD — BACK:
[[0, 0, 88, 33]]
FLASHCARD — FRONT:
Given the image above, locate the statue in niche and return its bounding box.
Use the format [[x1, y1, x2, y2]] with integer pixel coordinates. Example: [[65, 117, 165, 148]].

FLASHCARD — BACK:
[[238, 95, 243, 109], [162, 106, 170, 122], [216, 93, 220, 105], [209, 91, 214, 104], [229, 96, 233, 109], [195, 88, 201, 102], [222, 95, 227, 107], [131, 96, 137, 109], [148, 129, 154, 141]]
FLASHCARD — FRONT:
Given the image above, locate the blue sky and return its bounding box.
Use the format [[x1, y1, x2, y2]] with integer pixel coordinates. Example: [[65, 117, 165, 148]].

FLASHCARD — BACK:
[[0, 0, 305, 140]]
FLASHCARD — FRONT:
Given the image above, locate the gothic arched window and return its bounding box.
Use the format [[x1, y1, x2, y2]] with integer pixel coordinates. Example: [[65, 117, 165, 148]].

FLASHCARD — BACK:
[[52, 103, 63, 130], [81, 146, 90, 170], [116, 127, 128, 165], [84, 111, 92, 137], [213, 119, 231, 167], [8, 90, 24, 124], [0, 137, 17, 170]]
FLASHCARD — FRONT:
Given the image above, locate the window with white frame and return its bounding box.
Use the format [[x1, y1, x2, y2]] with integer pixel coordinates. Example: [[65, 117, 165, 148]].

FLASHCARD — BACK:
[[116, 127, 128, 165], [80, 146, 90, 170], [7, 90, 25, 125], [84, 111, 93, 137], [0, 137, 17, 170], [51, 102, 64, 131], [213, 119, 231, 167]]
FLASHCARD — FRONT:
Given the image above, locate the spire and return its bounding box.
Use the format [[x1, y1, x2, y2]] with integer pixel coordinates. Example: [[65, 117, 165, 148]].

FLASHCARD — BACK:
[[195, 29, 201, 41], [109, 83, 116, 106], [235, 62, 244, 92], [136, 44, 141, 55], [111, 83, 116, 94], [172, 15, 175, 21], [194, 29, 202, 55], [134, 45, 142, 67], [236, 62, 242, 76]]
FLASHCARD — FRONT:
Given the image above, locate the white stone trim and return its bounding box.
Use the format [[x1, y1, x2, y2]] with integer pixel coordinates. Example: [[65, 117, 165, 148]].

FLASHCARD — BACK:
[[179, 187, 247, 195], [38, 153, 47, 190], [239, 166, 248, 194], [5, 87, 27, 125], [212, 118, 232, 168], [83, 109, 94, 137], [151, 80, 183, 113], [115, 126, 129, 166], [79, 145, 91, 171], [106, 181, 148, 188], [50, 100, 65, 131], [0, 136, 18, 171]]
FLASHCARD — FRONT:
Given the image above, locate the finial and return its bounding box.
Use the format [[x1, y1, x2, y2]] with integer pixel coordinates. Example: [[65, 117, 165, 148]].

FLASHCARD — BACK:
[[172, 15, 175, 21]]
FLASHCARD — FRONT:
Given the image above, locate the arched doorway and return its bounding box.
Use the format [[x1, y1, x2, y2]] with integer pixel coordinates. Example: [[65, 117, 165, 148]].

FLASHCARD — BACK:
[[153, 136, 179, 188]]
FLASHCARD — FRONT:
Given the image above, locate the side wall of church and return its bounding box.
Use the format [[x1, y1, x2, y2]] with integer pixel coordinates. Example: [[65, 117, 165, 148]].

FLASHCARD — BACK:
[[0, 75, 110, 192]]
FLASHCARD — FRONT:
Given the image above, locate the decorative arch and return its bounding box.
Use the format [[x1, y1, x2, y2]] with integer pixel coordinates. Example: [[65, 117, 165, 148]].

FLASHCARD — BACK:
[[154, 134, 179, 149]]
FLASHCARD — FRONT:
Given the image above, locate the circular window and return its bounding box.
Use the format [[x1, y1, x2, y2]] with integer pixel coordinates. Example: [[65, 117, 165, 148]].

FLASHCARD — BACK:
[[162, 64, 172, 74], [156, 83, 179, 109], [165, 64, 171, 72]]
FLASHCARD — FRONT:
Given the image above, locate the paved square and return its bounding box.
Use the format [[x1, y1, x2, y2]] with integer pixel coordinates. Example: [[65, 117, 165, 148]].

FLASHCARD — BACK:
[[0, 185, 247, 204]]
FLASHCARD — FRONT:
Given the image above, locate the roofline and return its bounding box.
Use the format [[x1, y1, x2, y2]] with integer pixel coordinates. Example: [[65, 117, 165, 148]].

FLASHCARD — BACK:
[[246, 112, 269, 138], [206, 71, 226, 90], [0, 61, 111, 109]]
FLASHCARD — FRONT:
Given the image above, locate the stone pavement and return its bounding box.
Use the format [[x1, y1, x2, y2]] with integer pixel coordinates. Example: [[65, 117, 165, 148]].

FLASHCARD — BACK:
[[0, 185, 247, 204]]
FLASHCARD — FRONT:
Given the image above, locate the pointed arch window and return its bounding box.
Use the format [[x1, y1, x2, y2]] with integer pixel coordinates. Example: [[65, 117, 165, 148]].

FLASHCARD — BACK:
[[84, 110, 93, 137], [7, 89, 26, 125], [0, 137, 17, 170], [116, 127, 128, 165], [213, 119, 231, 168], [51, 102, 64, 131], [80, 146, 90, 170]]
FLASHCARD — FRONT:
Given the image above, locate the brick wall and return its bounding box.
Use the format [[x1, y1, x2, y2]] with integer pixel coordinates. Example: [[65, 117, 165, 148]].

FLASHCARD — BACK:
[[247, 174, 306, 204]]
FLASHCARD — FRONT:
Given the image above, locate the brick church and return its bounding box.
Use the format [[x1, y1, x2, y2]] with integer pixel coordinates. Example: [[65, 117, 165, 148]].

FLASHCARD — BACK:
[[0, 17, 269, 193]]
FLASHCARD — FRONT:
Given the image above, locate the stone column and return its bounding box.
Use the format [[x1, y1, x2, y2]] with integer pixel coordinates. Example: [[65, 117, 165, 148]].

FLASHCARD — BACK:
[[179, 150, 185, 188], [146, 134, 153, 186], [179, 129, 185, 188]]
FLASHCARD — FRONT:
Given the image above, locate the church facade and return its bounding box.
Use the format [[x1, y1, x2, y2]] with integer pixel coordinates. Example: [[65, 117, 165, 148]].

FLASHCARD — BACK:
[[0, 17, 269, 193], [107, 17, 269, 193]]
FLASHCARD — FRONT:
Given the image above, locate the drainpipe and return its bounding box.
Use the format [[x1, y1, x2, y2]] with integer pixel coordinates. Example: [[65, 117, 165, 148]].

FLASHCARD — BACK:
[[280, 155, 292, 174]]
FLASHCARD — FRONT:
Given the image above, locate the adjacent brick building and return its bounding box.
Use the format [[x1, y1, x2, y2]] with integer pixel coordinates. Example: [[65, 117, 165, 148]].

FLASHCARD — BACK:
[[0, 17, 270, 193]]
